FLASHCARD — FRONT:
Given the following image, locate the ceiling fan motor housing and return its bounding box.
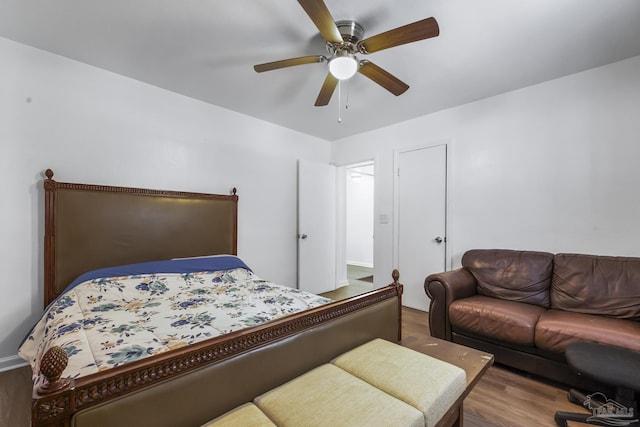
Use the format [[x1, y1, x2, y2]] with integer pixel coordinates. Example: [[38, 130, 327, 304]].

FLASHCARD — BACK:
[[336, 20, 364, 45], [324, 21, 363, 80]]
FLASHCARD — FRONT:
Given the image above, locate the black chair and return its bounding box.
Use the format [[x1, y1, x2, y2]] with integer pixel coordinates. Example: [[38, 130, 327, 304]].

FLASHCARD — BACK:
[[555, 342, 640, 426]]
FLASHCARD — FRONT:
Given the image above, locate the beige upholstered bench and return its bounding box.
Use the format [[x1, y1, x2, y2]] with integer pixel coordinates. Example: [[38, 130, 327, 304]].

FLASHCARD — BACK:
[[203, 339, 467, 427]]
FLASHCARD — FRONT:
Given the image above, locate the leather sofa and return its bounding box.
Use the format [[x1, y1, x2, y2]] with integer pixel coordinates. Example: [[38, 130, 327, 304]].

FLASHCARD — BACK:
[[424, 249, 640, 389]]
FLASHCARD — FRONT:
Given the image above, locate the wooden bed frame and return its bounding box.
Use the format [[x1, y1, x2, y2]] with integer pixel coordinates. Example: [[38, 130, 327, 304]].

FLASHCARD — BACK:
[[33, 169, 403, 427]]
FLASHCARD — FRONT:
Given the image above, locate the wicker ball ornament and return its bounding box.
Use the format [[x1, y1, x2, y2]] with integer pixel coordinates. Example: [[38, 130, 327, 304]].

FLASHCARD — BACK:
[[38, 346, 70, 394]]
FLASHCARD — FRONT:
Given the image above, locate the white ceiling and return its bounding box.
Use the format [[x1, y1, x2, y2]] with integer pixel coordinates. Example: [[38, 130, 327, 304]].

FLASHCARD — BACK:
[[2, 1, 640, 141]]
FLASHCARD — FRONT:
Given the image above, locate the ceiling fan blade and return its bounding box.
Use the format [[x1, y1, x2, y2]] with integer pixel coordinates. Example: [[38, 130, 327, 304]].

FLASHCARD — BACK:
[[315, 73, 339, 106], [358, 61, 409, 96], [297, 0, 343, 44], [254, 55, 325, 73], [358, 17, 439, 54]]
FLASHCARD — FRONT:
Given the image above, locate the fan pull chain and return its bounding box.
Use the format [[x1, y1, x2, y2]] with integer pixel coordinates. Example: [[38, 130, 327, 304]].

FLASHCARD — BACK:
[[345, 79, 350, 110], [337, 80, 351, 123], [337, 80, 342, 123]]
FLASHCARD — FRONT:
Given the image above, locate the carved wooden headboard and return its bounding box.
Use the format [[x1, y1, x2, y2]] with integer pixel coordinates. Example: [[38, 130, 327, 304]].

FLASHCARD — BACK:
[[43, 169, 238, 306]]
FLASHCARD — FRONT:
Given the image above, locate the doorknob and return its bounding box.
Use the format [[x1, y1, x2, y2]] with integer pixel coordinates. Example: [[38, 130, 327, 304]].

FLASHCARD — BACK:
[[434, 236, 444, 244], [299, 234, 308, 240]]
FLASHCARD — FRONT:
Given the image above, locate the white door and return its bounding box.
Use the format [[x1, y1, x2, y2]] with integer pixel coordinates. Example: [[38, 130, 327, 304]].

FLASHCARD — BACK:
[[395, 144, 447, 311], [297, 159, 337, 294]]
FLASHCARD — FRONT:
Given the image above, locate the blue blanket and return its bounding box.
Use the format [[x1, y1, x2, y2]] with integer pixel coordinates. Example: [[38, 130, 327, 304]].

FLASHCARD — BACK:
[[61, 255, 252, 296]]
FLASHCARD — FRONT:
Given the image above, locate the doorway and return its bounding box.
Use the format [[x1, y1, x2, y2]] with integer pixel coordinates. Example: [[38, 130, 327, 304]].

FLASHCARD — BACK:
[[345, 161, 375, 291]]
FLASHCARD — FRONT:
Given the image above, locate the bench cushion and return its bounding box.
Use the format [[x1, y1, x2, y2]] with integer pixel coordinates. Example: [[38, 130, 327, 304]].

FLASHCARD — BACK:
[[201, 403, 276, 427], [254, 363, 424, 427], [332, 338, 467, 427]]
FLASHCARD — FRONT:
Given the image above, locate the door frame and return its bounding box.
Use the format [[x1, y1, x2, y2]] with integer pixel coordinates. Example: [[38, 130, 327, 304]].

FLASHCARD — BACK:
[[393, 139, 454, 272]]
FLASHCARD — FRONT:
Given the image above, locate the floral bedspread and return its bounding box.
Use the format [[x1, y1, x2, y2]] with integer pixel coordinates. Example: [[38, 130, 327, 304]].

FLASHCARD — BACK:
[[19, 263, 331, 387]]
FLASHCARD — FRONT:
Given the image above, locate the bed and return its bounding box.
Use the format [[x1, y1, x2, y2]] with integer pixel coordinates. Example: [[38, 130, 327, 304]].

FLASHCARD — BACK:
[[25, 169, 403, 427]]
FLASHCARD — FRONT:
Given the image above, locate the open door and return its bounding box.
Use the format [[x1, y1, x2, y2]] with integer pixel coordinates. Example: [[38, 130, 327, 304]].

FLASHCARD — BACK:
[[297, 159, 336, 294]]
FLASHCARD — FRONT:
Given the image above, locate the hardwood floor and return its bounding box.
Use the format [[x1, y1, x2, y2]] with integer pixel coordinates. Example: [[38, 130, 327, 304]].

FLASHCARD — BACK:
[[401, 307, 590, 427], [320, 282, 371, 300], [0, 363, 31, 427]]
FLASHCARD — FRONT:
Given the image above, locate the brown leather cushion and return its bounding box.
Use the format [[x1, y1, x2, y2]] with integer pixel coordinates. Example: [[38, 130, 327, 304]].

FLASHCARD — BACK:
[[551, 253, 640, 320], [462, 249, 553, 308], [535, 309, 640, 354], [449, 295, 546, 347]]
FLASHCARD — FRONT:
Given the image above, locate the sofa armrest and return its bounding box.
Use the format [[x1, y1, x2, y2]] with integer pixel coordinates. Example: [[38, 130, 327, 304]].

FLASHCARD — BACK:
[[424, 268, 477, 341]]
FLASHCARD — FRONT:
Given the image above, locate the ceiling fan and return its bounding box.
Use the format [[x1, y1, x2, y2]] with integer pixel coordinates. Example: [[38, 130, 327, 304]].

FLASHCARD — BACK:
[[254, 0, 440, 107]]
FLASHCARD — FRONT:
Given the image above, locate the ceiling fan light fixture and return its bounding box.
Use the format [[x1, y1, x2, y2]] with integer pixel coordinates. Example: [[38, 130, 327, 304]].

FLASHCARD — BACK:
[[253, 1, 441, 108], [329, 52, 358, 80]]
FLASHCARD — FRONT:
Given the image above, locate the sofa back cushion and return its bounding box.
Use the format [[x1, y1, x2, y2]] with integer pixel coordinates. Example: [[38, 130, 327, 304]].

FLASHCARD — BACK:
[[462, 249, 553, 308], [551, 253, 640, 320]]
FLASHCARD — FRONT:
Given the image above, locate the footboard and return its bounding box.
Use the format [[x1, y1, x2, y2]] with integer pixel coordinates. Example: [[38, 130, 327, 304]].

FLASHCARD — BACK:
[[33, 280, 402, 427]]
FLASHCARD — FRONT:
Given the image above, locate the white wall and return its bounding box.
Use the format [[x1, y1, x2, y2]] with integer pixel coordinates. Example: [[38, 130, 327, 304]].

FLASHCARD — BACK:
[[332, 55, 640, 287], [0, 37, 330, 366]]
